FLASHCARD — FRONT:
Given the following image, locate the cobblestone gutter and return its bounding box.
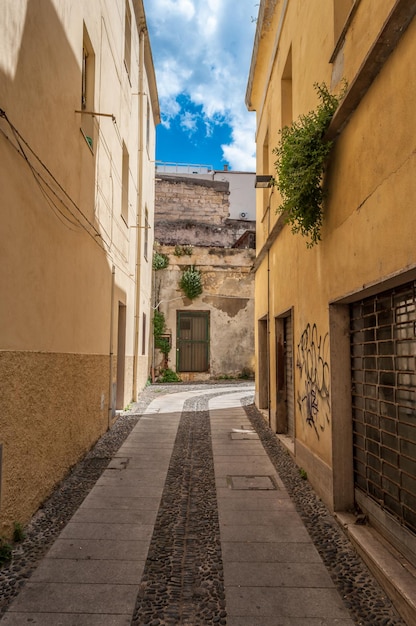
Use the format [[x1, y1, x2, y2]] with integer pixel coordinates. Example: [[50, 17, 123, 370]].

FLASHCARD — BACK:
[[131, 395, 226, 626]]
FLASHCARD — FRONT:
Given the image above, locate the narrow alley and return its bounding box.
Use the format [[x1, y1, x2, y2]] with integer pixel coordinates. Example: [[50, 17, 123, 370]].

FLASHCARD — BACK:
[[0, 384, 406, 626]]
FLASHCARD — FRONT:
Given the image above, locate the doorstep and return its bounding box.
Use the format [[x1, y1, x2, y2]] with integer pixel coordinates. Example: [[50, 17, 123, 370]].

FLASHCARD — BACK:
[[335, 512, 416, 626]]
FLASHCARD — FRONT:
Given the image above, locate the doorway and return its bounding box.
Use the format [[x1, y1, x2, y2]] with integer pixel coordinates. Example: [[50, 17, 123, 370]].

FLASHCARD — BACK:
[[116, 302, 126, 410], [177, 311, 210, 372], [275, 313, 294, 436]]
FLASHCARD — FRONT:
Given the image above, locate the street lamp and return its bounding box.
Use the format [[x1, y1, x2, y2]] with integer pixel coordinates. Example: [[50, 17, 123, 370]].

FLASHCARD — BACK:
[[254, 174, 274, 188]]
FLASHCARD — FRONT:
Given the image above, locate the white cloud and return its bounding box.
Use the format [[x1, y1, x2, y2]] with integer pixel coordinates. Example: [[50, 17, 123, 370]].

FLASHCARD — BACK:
[[222, 123, 256, 172], [180, 111, 198, 134], [143, 0, 259, 171], [152, 0, 196, 20]]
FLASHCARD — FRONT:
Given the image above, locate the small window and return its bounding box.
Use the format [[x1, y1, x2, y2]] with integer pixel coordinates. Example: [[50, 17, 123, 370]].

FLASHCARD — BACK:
[[261, 131, 270, 217], [121, 142, 129, 224], [146, 99, 150, 153], [281, 46, 292, 129], [333, 0, 356, 54], [81, 26, 95, 149], [124, 0, 132, 78], [144, 207, 149, 260]]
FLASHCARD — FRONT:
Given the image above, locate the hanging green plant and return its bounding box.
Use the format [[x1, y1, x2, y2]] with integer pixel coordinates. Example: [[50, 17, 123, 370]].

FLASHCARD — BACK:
[[179, 266, 203, 300], [272, 82, 345, 247], [152, 251, 169, 270], [153, 310, 171, 363]]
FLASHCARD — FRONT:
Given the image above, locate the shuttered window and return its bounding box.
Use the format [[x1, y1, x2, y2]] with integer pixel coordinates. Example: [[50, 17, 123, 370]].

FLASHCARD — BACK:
[[351, 281, 416, 535]]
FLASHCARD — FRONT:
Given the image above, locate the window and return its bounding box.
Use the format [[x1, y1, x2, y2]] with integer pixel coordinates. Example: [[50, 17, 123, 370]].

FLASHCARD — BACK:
[[332, 0, 356, 56], [146, 99, 150, 154], [144, 207, 149, 260], [121, 142, 129, 224], [281, 46, 293, 129], [177, 311, 210, 372], [124, 0, 132, 78], [81, 26, 95, 149], [351, 281, 416, 536]]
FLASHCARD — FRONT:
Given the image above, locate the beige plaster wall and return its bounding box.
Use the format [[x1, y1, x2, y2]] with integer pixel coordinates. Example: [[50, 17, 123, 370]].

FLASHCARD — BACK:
[[0, 0, 158, 534]]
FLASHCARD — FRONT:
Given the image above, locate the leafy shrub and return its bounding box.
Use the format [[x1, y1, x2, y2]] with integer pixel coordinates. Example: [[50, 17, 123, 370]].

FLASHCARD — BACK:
[[158, 368, 181, 383], [153, 310, 171, 356], [273, 82, 345, 246], [152, 251, 169, 270], [179, 266, 203, 300]]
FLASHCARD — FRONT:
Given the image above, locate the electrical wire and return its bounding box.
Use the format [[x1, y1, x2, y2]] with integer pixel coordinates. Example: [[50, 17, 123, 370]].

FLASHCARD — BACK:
[[0, 123, 81, 231], [0, 108, 109, 251], [0, 108, 148, 285]]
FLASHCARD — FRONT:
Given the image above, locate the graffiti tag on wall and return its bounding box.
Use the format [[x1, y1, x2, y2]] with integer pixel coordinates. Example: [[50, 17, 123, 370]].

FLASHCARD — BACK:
[[296, 323, 330, 439]]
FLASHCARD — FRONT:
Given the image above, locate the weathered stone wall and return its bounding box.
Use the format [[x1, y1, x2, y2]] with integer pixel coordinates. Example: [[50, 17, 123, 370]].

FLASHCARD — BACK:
[[155, 175, 229, 225], [153, 246, 255, 381], [153, 175, 255, 382], [155, 217, 254, 248], [155, 175, 255, 248]]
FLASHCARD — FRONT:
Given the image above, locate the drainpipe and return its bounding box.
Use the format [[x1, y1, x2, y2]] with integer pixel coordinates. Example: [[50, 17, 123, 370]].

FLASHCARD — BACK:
[[108, 264, 115, 429], [133, 28, 145, 400]]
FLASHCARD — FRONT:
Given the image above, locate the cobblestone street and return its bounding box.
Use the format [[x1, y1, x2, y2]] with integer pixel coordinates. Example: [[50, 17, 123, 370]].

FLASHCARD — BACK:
[[0, 384, 407, 625]]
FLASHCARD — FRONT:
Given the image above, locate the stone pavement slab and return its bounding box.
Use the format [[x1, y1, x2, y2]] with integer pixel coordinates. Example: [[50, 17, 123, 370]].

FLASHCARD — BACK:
[[1, 614, 131, 626], [226, 587, 352, 619], [221, 541, 323, 563], [29, 558, 144, 584], [209, 392, 354, 626], [226, 618, 355, 626], [5, 581, 138, 614]]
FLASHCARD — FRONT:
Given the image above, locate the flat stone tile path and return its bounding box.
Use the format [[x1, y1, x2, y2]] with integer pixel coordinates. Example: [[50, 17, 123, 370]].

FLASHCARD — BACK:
[[209, 391, 354, 626], [1, 385, 355, 625]]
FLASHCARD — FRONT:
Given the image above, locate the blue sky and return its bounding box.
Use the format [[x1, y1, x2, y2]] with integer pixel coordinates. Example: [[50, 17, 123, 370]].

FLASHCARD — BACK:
[[142, 0, 259, 171]]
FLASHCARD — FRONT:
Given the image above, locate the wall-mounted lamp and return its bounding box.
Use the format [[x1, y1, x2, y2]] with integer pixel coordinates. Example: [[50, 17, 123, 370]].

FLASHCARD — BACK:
[[254, 175, 273, 188]]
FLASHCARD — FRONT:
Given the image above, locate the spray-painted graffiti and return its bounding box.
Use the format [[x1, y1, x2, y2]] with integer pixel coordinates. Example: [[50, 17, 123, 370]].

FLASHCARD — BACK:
[[296, 324, 330, 439]]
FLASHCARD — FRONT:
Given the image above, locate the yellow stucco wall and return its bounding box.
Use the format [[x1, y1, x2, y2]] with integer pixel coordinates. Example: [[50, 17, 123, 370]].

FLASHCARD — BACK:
[[249, 0, 415, 509]]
